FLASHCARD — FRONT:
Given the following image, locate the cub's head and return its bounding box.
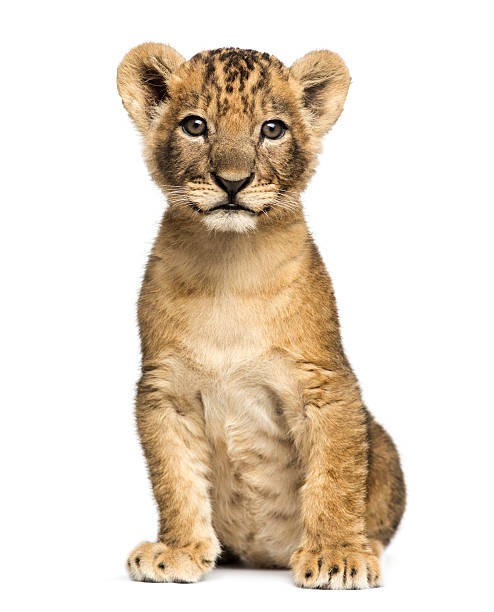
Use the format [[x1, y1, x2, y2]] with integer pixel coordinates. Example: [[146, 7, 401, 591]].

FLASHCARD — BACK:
[[117, 44, 350, 233]]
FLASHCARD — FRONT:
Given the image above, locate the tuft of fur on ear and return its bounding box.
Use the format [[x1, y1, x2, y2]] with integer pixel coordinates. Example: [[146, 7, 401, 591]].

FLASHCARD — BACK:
[[290, 50, 350, 136], [117, 43, 185, 132]]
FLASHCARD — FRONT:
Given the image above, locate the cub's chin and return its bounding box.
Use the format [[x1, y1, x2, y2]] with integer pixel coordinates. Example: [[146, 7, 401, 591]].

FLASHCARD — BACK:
[[201, 209, 258, 233]]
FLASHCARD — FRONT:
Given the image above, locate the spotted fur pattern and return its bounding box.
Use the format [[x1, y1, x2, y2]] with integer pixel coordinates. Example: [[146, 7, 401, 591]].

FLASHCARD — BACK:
[[117, 44, 405, 588]]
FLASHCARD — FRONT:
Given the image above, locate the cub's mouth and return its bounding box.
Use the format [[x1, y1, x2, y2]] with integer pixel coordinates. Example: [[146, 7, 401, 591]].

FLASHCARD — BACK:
[[190, 203, 270, 215]]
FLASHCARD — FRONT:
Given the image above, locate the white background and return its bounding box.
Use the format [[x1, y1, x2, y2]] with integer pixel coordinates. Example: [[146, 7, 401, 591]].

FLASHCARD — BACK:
[[1, 1, 493, 610]]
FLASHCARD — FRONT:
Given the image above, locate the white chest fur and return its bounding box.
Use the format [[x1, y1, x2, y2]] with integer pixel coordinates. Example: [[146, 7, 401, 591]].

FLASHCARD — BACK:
[[180, 294, 270, 370]]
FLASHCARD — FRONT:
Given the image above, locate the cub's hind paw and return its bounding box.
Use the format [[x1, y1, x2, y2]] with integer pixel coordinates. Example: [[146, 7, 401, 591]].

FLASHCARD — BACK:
[[127, 540, 219, 583], [291, 541, 381, 590]]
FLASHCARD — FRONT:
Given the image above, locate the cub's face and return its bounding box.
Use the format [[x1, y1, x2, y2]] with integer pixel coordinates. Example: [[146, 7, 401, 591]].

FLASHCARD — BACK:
[[118, 45, 350, 233]]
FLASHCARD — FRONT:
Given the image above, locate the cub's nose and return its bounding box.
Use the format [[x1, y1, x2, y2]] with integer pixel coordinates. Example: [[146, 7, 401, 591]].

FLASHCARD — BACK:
[[212, 173, 254, 202]]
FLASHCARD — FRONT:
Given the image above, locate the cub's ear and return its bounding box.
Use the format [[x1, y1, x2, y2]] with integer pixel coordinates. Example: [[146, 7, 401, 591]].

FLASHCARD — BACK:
[[117, 42, 185, 132], [290, 50, 350, 135]]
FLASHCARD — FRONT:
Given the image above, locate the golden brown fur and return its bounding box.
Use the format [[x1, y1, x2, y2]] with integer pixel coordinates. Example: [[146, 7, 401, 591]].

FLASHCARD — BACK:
[[117, 43, 405, 589]]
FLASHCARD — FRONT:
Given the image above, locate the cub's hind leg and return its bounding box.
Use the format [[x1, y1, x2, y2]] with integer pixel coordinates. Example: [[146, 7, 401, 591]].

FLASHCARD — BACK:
[[127, 364, 220, 583], [365, 415, 406, 547]]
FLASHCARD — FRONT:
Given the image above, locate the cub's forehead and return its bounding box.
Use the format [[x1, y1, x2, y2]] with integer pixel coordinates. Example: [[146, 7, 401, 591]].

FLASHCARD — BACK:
[[190, 48, 287, 84], [173, 48, 292, 116]]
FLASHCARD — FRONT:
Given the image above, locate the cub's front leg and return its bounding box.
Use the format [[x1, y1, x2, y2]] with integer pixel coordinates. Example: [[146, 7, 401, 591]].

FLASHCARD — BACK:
[[290, 364, 380, 589], [127, 363, 220, 583]]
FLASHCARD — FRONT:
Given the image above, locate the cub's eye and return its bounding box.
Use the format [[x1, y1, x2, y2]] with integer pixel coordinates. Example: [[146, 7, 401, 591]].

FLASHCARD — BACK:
[[181, 116, 207, 137], [261, 120, 286, 140]]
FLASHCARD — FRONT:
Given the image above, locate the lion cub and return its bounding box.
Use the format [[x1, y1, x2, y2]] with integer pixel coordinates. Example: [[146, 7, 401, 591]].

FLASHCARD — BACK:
[[117, 44, 405, 589]]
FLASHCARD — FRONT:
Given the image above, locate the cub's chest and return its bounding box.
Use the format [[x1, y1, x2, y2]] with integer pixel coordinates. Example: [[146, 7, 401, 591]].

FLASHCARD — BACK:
[[180, 295, 274, 370]]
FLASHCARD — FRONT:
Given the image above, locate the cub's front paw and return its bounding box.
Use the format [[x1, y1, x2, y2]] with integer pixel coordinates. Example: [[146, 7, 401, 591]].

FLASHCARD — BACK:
[[291, 541, 381, 589], [127, 539, 219, 583]]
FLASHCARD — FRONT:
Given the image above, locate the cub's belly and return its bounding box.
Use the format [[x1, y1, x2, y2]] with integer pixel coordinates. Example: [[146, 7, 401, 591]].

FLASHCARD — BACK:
[[202, 381, 303, 568]]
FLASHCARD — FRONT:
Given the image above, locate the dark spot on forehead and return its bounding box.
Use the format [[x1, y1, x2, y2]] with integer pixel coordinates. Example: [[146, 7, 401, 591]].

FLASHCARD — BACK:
[[225, 70, 238, 84], [218, 96, 230, 116], [222, 50, 261, 92], [241, 94, 254, 114], [205, 59, 216, 80]]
